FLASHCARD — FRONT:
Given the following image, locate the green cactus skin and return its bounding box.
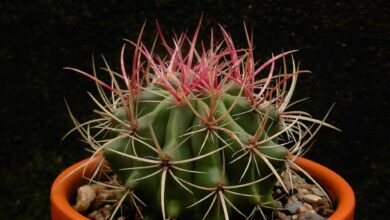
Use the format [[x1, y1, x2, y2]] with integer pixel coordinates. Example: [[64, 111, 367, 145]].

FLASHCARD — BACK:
[[103, 84, 288, 219], [67, 23, 338, 219]]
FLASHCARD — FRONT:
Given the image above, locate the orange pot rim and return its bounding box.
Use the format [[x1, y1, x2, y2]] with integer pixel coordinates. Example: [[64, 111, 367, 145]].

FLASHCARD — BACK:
[[51, 158, 99, 220], [295, 157, 355, 220], [51, 157, 355, 220]]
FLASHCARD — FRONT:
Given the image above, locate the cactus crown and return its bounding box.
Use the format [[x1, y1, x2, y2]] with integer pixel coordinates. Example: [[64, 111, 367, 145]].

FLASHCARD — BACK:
[[66, 21, 338, 220]]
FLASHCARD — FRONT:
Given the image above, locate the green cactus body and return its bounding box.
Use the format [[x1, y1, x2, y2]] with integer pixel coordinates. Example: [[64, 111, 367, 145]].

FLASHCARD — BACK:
[[102, 84, 288, 219], [68, 23, 335, 219]]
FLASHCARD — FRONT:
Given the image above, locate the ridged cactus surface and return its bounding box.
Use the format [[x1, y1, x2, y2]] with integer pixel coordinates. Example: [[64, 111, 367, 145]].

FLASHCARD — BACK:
[[67, 21, 337, 220], [104, 84, 287, 219]]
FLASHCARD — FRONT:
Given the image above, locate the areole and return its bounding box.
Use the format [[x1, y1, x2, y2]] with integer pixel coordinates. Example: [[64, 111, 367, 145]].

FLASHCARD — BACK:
[[50, 156, 355, 220]]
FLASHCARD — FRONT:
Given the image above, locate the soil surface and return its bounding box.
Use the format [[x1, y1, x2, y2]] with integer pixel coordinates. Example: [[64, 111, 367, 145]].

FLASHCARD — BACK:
[[74, 172, 334, 220]]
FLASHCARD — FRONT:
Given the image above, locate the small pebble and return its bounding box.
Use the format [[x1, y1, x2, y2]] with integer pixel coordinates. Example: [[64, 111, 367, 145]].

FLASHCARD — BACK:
[[288, 195, 299, 203], [297, 212, 326, 220], [94, 213, 105, 220], [87, 210, 98, 219], [322, 208, 334, 216], [90, 184, 105, 193], [297, 205, 307, 214], [298, 188, 309, 194], [297, 189, 308, 201], [276, 211, 288, 219], [302, 203, 313, 210], [299, 183, 313, 190], [285, 201, 303, 214], [276, 200, 283, 208], [100, 207, 111, 217], [321, 201, 332, 209], [311, 187, 325, 196], [74, 185, 96, 212], [93, 191, 115, 208], [302, 194, 322, 204]]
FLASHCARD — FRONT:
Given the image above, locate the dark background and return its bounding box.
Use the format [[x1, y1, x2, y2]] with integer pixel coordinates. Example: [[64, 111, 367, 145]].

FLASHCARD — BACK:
[[1, 0, 388, 219]]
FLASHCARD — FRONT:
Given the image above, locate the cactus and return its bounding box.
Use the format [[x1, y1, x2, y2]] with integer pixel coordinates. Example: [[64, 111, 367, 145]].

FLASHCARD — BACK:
[[66, 21, 338, 220]]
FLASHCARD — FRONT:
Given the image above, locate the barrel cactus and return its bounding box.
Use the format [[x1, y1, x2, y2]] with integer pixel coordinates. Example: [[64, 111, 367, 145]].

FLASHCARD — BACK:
[[66, 21, 337, 220]]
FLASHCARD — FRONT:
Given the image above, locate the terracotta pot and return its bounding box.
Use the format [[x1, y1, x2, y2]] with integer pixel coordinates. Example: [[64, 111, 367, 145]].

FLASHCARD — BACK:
[[51, 157, 355, 220], [296, 158, 355, 220]]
